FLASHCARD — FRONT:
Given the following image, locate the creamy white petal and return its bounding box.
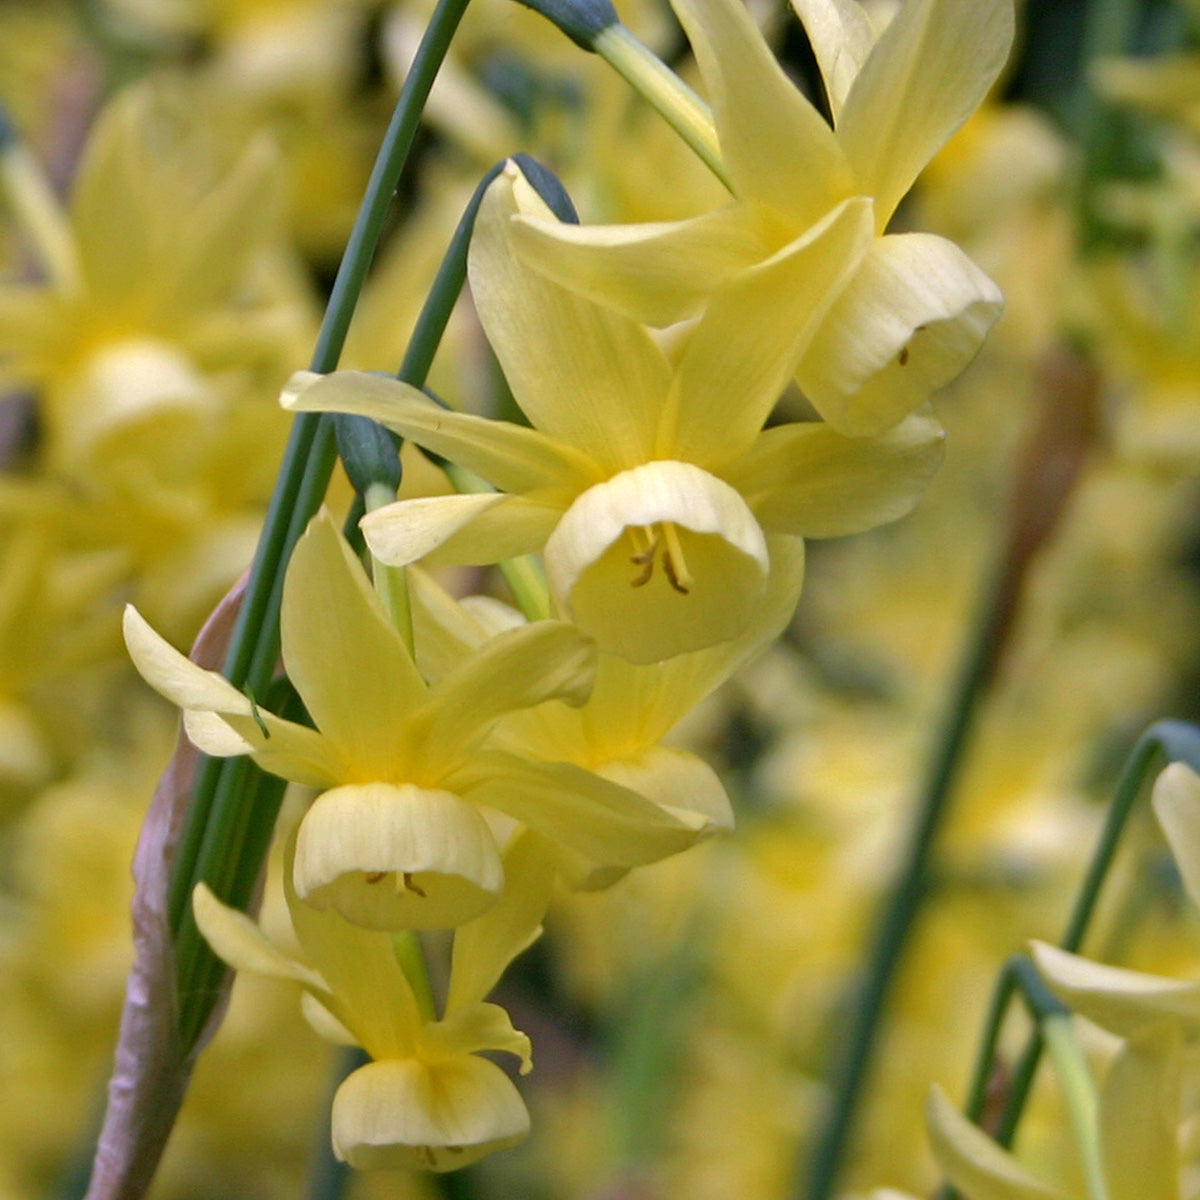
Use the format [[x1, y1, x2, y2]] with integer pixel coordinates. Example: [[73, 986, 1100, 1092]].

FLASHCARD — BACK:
[[362, 492, 559, 568], [544, 461, 769, 664], [1152, 762, 1200, 915], [192, 883, 329, 993], [926, 1086, 1067, 1200], [795, 233, 1003, 436], [331, 1056, 529, 1171], [789, 0, 878, 121], [293, 782, 504, 931], [1031, 941, 1200, 1039]]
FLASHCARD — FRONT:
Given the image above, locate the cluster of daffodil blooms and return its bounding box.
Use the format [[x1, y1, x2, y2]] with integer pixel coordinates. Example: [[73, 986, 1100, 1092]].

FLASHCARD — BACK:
[[119, 0, 1012, 1171], [8, 0, 1200, 1198]]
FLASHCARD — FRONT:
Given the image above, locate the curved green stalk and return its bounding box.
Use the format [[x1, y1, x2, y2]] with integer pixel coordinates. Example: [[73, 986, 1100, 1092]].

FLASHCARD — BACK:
[[935, 719, 1200, 1200], [167, 0, 476, 1053]]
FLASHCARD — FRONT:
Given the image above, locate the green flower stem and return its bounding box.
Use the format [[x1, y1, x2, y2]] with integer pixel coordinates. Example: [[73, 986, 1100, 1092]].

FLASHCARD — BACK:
[[1042, 1014, 1109, 1200], [366, 481, 415, 655], [166, 0, 476, 1053], [799, 552, 1015, 1200], [593, 24, 731, 191], [933, 718, 1200, 1193]]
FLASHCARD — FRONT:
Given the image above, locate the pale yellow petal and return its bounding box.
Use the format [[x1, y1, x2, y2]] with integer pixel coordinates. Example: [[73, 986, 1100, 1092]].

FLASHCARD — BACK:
[[1099, 1026, 1181, 1200], [192, 882, 328, 993], [417, 619, 595, 765], [468, 164, 670, 473], [282, 369, 593, 493], [123, 603, 250, 714], [670, 0, 851, 223], [1031, 941, 1200, 1039], [293, 782, 504, 931], [125, 603, 343, 786], [1152, 762, 1200, 914], [543, 461, 769, 664], [729, 407, 945, 537], [284, 863, 424, 1058], [448, 830, 557, 1012], [422, 1003, 533, 1073], [838, 0, 1015, 224], [668, 196, 875, 464], [796, 232, 1003, 436], [331, 1057, 528, 1171], [462, 752, 703, 868], [594, 746, 733, 833], [925, 1086, 1068, 1200], [507, 204, 767, 328], [361, 492, 560, 568], [790, 0, 878, 120], [281, 512, 426, 779], [300, 993, 360, 1047]]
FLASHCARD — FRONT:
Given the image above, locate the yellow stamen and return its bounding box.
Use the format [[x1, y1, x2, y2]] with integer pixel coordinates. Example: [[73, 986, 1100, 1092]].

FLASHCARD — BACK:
[[629, 526, 658, 587], [660, 522, 692, 594]]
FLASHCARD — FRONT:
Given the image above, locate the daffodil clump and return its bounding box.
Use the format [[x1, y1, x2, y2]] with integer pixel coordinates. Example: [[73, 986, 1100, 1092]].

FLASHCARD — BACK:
[[113, 0, 1013, 1174]]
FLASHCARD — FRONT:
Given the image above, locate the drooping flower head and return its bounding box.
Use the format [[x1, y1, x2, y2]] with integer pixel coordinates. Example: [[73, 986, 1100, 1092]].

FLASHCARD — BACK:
[[285, 162, 944, 664]]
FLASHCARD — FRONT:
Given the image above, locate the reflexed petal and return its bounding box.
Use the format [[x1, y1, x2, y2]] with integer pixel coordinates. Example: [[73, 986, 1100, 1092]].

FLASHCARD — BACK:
[[331, 1056, 529, 1171], [124, 603, 250, 714], [594, 746, 733, 833], [838, 0, 1015, 224], [182, 710, 253, 757], [293, 782, 504, 931], [417, 621, 596, 764], [192, 882, 329, 993], [422, 1002, 533, 1073], [468, 164, 671, 473], [362, 492, 561, 569], [925, 1086, 1067, 1200], [125, 604, 343, 786], [1099, 1027, 1181, 1200], [1031, 941, 1200, 1039], [448, 830, 557, 1012], [728, 408, 945, 537], [669, 197, 874, 464], [795, 233, 1003, 436], [507, 204, 766, 327], [463, 752, 704, 868], [301, 993, 360, 1047], [1152, 762, 1200, 914], [281, 512, 426, 777], [283, 370, 592, 493], [790, 0, 878, 120], [543, 461, 769, 664], [670, 0, 851, 223]]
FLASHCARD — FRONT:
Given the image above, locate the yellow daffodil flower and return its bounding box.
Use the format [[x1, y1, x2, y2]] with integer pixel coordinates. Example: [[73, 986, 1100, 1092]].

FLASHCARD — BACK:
[[194, 829, 555, 1171], [926, 1026, 1183, 1200], [506, 0, 1011, 436], [284, 164, 944, 664], [1029, 763, 1200, 1040], [404, 535, 803, 885], [125, 510, 700, 929]]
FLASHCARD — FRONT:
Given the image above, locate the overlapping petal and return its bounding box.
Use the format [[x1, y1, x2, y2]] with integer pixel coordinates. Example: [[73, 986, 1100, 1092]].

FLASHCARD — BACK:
[[671, 0, 850, 223], [836, 0, 1016, 226], [727, 408, 945, 536], [794, 233, 1003, 436]]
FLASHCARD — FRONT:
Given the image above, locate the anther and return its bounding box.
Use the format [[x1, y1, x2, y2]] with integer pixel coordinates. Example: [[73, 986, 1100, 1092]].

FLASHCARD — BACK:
[[402, 871, 427, 898]]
